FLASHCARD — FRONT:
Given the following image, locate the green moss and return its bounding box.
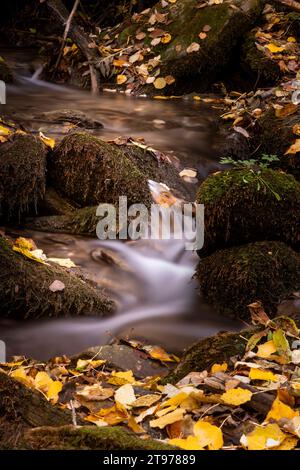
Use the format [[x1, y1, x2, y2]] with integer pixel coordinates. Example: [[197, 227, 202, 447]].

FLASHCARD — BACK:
[[26, 425, 177, 450], [196, 241, 300, 319], [49, 132, 152, 208], [0, 133, 46, 220], [0, 236, 114, 319], [196, 168, 300, 255]]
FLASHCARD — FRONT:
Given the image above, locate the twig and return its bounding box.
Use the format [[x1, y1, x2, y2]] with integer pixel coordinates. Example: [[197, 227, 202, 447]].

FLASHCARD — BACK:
[[54, 0, 80, 70]]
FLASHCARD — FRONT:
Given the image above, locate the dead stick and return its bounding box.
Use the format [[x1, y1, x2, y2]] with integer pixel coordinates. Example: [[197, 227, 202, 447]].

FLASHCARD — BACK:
[[274, 0, 300, 12], [54, 0, 80, 70]]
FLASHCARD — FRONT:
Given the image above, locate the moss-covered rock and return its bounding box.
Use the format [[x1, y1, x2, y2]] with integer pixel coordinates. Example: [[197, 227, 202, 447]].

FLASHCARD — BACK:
[[116, 0, 263, 94], [255, 107, 300, 181], [0, 235, 114, 320], [197, 168, 300, 255], [49, 132, 153, 207], [0, 57, 13, 83], [0, 133, 46, 220], [196, 241, 300, 319], [241, 31, 282, 86]]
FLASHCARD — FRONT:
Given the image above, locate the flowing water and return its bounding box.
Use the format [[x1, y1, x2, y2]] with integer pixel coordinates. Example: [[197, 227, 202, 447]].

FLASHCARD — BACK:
[[0, 48, 244, 360]]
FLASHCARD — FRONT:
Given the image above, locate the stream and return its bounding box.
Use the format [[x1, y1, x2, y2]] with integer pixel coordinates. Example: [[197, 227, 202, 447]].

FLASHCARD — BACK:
[[0, 49, 244, 360]]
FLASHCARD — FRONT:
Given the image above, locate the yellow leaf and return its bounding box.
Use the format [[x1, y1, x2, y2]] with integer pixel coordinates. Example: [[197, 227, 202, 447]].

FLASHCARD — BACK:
[[114, 384, 136, 407], [131, 394, 161, 408], [108, 370, 135, 385], [161, 33, 172, 44], [35, 371, 53, 392], [14, 237, 35, 251], [275, 103, 298, 118], [0, 124, 11, 136], [165, 75, 175, 85], [116, 74, 127, 85], [241, 423, 286, 450], [266, 396, 299, 422], [1, 360, 24, 367], [13, 245, 46, 264], [256, 340, 277, 358], [48, 257, 76, 268], [249, 368, 277, 382], [287, 37, 296, 43], [293, 124, 300, 136], [47, 380, 62, 403], [39, 131, 55, 150], [76, 384, 114, 401], [211, 363, 228, 374], [285, 139, 300, 155], [10, 367, 35, 388], [142, 345, 175, 362], [266, 43, 285, 53], [274, 436, 298, 450], [76, 358, 106, 370], [194, 420, 223, 450], [153, 77, 167, 89], [127, 415, 145, 434], [150, 409, 185, 429], [221, 387, 252, 406], [161, 391, 188, 408], [169, 436, 203, 450], [193, 95, 201, 101]]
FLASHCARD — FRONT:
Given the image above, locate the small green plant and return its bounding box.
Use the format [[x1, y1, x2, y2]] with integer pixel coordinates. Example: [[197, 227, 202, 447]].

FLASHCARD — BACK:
[[220, 154, 281, 200]]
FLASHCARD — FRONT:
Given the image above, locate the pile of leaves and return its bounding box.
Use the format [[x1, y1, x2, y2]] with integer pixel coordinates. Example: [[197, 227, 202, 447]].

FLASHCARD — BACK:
[[2, 304, 300, 450]]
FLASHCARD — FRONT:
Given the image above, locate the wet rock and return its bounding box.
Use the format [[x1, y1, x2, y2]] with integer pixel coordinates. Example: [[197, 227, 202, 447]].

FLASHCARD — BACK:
[[39, 187, 76, 216], [196, 241, 300, 320], [34, 109, 103, 129], [117, 0, 263, 95], [71, 344, 171, 379], [0, 133, 46, 220], [0, 235, 114, 320], [196, 168, 300, 256], [241, 31, 282, 86], [49, 132, 153, 207], [255, 107, 300, 181]]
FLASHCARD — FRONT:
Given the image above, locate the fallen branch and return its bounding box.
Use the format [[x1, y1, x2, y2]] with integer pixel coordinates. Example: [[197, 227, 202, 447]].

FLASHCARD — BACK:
[[275, 0, 300, 12], [46, 0, 100, 93], [54, 0, 80, 70]]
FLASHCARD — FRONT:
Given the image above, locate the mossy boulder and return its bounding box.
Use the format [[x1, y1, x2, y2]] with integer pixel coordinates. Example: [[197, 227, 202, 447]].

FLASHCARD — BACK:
[[0, 57, 13, 83], [196, 241, 300, 320], [0, 133, 46, 220], [49, 132, 153, 207], [241, 31, 282, 86], [116, 0, 263, 94], [0, 236, 114, 320], [255, 107, 300, 181], [197, 168, 300, 255]]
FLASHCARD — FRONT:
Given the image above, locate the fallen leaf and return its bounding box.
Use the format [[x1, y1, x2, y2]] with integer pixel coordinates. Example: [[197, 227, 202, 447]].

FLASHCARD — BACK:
[[240, 423, 286, 450], [285, 139, 300, 155], [266, 43, 285, 53], [108, 370, 135, 385], [48, 258, 76, 268], [76, 359, 106, 371], [221, 387, 252, 406], [116, 74, 127, 85], [169, 436, 203, 450], [49, 280, 65, 292], [76, 383, 114, 401], [199, 32, 207, 40], [211, 363, 228, 374], [115, 384, 136, 407], [153, 77, 167, 89], [249, 368, 277, 382], [161, 33, 172, 44], [186, 42, 200, 53], [150, 409, 185, 429], [39, 131, 55, 150], [256, 340, 277, 358], [131, 394, 161, 407], [194, 420, 223, 450], [266, 396, 299, 422]]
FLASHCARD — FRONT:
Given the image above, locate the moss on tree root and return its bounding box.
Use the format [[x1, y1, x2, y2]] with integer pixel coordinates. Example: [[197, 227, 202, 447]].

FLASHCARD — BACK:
[[196, 241, 300, 319], [0, 236, 114, 319], [196, 168, 300, 256], [0, 133, 46, 220], [25, 425, 176, 450], [49, 132, 153, 208]]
